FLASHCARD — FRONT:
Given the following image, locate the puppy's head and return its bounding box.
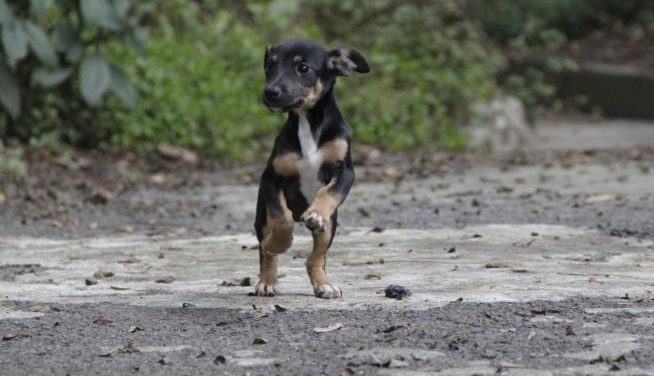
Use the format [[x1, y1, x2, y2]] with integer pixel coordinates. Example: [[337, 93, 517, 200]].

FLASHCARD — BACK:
[[262, 39, 370, 113]]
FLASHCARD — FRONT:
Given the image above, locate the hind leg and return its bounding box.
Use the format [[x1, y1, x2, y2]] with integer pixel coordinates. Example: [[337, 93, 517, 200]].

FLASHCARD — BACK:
[[306, 210, 341, 299], [254, 175, 294, 297]]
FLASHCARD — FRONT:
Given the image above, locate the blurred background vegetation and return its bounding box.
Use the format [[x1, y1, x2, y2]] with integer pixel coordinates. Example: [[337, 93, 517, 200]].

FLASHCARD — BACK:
[[1, 0, 653, 160]]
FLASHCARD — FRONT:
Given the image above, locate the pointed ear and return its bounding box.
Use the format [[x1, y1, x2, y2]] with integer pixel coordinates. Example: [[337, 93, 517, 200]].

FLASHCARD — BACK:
[[327, 49, 371, 76]]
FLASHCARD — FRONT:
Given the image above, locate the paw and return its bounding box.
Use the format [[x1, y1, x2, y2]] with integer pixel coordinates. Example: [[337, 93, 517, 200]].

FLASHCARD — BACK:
[[314, 284, 342, 299], [254, 281, 280, 297], [301, 211, 326, 233]]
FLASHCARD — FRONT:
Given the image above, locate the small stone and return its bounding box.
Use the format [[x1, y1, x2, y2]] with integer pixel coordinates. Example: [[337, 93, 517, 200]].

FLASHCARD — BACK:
[[85, 278, 98, 286], [384, 285, 411, 300]]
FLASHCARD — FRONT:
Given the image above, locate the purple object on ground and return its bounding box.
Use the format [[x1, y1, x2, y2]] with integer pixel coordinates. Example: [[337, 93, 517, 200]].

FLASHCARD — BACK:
[[384, 284, 411, 300]]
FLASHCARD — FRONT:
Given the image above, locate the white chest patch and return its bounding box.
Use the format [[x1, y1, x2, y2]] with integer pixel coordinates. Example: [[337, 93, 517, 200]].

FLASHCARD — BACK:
[[297, 114, 323, 201]]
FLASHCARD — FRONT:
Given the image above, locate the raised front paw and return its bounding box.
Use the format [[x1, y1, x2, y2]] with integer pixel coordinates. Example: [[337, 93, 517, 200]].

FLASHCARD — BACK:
[[314, 284, 342, 299], [301, 211, 326, 233], [254, 281, 280, 297]]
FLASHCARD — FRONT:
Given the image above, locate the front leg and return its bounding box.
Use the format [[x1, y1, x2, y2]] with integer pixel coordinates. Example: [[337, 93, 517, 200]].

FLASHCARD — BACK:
[[302, 157, 354, 299], [254, 170, 294, 297]]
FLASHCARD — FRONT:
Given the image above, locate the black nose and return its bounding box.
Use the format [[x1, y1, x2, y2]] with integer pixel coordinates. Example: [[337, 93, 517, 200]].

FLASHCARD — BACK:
[[264, 86, 281, 100]]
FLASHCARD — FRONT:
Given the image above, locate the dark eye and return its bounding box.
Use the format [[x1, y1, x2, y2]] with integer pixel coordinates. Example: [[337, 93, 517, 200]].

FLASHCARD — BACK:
[[297, 63, 310, 74]]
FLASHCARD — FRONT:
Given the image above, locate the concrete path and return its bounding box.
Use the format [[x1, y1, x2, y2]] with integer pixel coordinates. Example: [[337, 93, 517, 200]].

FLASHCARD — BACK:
[[1, 225, 652, 310], [2, 119, 654, 376]]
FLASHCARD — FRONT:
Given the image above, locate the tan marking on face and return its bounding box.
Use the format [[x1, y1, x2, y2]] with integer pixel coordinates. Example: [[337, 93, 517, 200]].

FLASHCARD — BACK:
[[301, 80, 324, 109], [293, 55, 302, 64], [320, 139, 348, 164], [261, 192, 294, 255], [272, 152, 300, 176], [271, 54, 278, 62]]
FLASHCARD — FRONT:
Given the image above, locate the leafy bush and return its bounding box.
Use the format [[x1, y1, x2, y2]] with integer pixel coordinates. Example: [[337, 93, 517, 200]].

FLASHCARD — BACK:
[[5, 0, 650, 159], [0, 0, 146, 146], [108, 1, 277, 160], [109, 0, 500, 156], [465, 0, 654, 119], [302, 0, 502, 149]]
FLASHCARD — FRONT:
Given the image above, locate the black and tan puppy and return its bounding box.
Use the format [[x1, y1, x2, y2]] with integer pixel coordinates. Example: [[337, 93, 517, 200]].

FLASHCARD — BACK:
[[254, 39, 370, 299]]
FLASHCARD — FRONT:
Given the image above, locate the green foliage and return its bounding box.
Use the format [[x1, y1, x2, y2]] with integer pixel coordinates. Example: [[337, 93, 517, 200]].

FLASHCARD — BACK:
[[4, 0, 652, 159], [0, 0, 146, 146], [301, 0, 501, 149], [465, 0, 654, 120], [108, 0, 499, 156], [109, 4, 276, 160]]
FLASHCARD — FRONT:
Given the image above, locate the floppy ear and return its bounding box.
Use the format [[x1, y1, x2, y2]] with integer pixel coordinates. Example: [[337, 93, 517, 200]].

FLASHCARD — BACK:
[[327, 49, 371, 76], [264, 45, 273, 67]]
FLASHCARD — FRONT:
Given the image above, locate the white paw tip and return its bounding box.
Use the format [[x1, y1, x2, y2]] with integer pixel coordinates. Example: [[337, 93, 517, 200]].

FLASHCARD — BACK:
[[315, 284, 342, 299]]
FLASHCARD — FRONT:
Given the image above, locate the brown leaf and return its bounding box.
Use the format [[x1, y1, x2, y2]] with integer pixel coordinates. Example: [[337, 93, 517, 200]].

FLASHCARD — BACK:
[[155, 276, 175, 284], [158, 144, 199, 165], [94, 316, 113, 325]]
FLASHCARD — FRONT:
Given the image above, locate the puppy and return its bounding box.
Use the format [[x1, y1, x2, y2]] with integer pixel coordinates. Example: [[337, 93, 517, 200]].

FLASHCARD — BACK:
[[254, 39, 370, 299]]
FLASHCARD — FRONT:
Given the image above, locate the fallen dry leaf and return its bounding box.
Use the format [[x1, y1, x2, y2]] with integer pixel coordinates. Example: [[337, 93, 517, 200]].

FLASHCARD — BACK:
[[485, 262, 510, 269], [155, 276, 175, 284], [313, 322, 344, 333], [585, 194, 616, 204], [527, 330, 536, 340], [365, 272, 382, 280], [511, 268, 528, 273], [27, 305, 49, 313], [158, 144, 199, 165], [94, 316, 113, 325], [252, 336, 268, 345], [128, 326, 143, 333]]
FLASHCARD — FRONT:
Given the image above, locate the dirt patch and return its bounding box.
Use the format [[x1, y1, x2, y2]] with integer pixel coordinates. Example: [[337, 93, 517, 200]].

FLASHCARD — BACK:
[[0, 264, 45, 281]]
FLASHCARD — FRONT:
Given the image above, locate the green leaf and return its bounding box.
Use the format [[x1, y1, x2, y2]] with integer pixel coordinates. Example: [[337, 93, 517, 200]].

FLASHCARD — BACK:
[[112, 0, 131, 18], [30, 0, 55, 16], [24, 21, 58, 67], [0, 0, 12, 26], [31, 66, 71, 87], [80, 0, 121, 31], [0, 64, 20, 119], [108, 64, 136, 107], [80, 54, 111, 106], [53, 22, 82, 62], [132, 27, 149, 56], [1, 20, 28, 67]]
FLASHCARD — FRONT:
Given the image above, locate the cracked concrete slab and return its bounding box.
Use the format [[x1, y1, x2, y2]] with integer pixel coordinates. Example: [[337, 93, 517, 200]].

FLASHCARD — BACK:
[[1, 224, 652, 312]]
